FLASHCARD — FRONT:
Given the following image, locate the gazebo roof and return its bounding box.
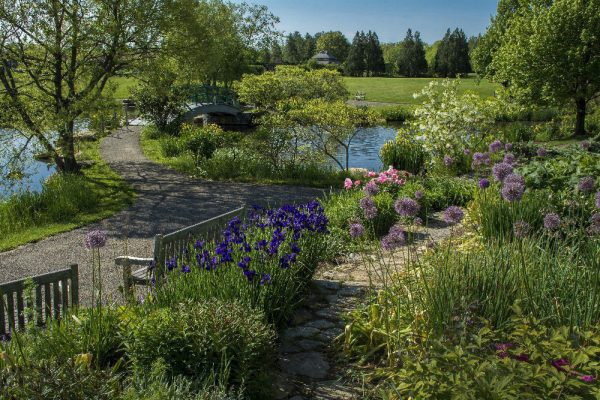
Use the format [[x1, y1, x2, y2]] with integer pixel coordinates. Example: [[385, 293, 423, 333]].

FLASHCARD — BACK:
[[312, 51, 339, 62]]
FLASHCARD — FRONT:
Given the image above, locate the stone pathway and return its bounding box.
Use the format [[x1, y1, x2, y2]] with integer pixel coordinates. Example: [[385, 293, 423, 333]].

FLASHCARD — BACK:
[[273, 214, 457, 399]]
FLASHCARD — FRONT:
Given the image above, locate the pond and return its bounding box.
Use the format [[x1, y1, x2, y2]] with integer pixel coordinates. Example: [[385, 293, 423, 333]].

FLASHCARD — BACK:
[[333, 125, 399, 172], [0, 132, 57, 199]]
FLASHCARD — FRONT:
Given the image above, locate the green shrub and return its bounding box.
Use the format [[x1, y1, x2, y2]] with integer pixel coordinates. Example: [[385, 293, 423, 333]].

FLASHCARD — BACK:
[[379, 131, 427, 174], [160, 137, 184, 158], [377, 105, 413, 122], [125, 300, 274, 398], [496, 122, 535, 143], [179, 124, 224, 165]]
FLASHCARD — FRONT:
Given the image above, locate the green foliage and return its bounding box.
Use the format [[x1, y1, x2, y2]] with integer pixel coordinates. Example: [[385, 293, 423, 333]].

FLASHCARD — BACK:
[[376, 105, 413, 122], [316, 31, 351, 61], [345, 31, 367, 77], [179, 124, 225, 166], [125, 301, 274, 398], [432, 28, 471, 77], [379, 130, 427, 174], [395, 29, 428, 77], [132, 70, 188, 135], [375, 316, 600, 399]]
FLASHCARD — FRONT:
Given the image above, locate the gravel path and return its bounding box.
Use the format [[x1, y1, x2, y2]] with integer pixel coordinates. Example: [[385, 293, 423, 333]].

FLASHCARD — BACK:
[[0, 126, 327, 304]]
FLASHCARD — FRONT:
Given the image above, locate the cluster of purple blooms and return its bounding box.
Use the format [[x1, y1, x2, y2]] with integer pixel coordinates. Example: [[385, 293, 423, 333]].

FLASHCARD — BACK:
[[395, 197, 420, 217], [578, 177, 595, 193], [364, 180, 380, 196], [492, 162, 514, 182], [472, 152, 491, 168], [165, 201, 328, 284], [360, 197, 378, 220], [513, 220, 531, 238], [501, 173, 526, 202], [543, 213, 561, 231], [489, 140, 503, 153], [443, 206, 464, 225], [443, 155, 454, 167], [381, 224, 406, 250], [84, 230, 108, 250]]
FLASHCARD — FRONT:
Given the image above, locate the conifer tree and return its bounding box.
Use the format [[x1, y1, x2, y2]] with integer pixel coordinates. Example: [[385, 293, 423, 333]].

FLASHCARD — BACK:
[[345, 31, 367, 76]]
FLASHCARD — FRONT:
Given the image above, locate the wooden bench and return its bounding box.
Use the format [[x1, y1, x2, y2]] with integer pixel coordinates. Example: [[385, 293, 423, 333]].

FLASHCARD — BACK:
[[115, 206, 247, 294], [354, 91, 366, 101], [0, 265, 79, 335]]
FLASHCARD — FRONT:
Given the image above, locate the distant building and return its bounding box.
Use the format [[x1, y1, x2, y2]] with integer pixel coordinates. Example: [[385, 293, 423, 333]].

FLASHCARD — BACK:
[[311, 51, 340, 65]]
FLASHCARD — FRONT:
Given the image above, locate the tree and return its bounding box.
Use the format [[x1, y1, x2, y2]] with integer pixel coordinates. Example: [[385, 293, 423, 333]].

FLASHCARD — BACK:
[[485, 0, 600, 136], [291, 100, 382, 170], [396, 29, 428, 77], [432, 28, 471, 78], [0, 0, 163, 173], [345, 31, 367, 76], [283, 31, 305, 64], [365, 31, 386, 76], [316, 31, 351, 61], [303, 33, 317, 62]]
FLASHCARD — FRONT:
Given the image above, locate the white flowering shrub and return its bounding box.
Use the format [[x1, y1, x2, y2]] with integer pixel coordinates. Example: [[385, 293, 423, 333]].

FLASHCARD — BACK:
[[411, 80, 497, 164]]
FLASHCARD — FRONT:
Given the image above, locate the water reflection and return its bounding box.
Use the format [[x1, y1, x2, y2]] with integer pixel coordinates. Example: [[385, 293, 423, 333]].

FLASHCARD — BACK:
[[333, 125, 398, 172]]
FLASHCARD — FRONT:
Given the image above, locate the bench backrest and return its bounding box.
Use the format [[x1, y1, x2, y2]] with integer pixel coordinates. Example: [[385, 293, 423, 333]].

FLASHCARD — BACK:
[[0, 264, 79, 335]]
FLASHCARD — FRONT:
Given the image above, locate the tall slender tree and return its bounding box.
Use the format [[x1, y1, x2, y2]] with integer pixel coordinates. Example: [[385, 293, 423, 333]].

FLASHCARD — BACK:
[[432, 28, 471, 77], [365, 31, 385, 76], [283, 31, 305, 64], [345, 31, 367, 76], [396, 29, 428, 77]]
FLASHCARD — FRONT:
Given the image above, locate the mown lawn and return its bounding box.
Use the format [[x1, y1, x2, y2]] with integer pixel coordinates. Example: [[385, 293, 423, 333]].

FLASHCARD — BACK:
[[110, 76, 139, 99], [343, 76, 499, 104]]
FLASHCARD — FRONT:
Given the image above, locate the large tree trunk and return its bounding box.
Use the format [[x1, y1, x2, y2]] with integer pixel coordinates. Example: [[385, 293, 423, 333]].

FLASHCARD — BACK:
[[575, 98, 587, 136], [56, 120, 80, 173]]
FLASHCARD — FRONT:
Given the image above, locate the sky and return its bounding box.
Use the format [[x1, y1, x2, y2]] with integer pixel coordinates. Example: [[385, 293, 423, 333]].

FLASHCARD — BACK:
[[237, 0, 499, 44]]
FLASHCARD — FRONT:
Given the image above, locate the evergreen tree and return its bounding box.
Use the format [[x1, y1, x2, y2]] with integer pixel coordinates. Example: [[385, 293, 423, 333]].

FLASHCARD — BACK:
[[365, 31, 385, 76], [303, 33, 317, 62], [271, 41, 283, 64], [345, 31, 366, 76], [283, 31, 305, 64], [396, 29, 428, 77], [432, 28, 471, 77]]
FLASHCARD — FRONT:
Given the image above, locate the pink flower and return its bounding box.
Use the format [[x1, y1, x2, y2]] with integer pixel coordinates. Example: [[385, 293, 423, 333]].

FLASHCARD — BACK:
[[580, 375, 596, 383], [354, 180, 361, 186], [344, 178, 353, 190], [368, 171, 377, 177]]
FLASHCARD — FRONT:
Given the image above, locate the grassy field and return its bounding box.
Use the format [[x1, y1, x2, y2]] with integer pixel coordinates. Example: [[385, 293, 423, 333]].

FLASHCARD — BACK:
[[0, 138, 135, 251], [343, 76, 499, 104], [110, 76, 139, 99]]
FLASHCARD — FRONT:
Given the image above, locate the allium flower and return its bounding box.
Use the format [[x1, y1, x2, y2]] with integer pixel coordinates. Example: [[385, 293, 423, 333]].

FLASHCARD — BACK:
[[543, 213, 561, 231], [492, 162, 514, 182], [463, 148, 471, 155], [578, 176, 595, 193], [364, 180, 379, 196], [414, 190, 424, 200], [349, 222, 365, 238], [443, 206, 464, 224], [596, 191, 600, 209], [489, 140, 503, 153], [589, 213, 600, 235], [580, 375, 596, 383], [381, 225, 405, 250], [344, 178, 353, 190], [581, 140, 591, 150], [505, 143, 513, 151], [513, 220, 530, 238], [536, 147, 547, 157], [360, 197, 378, 220], [502, 181, 525, 202], [413, 217, 423, 226], [503, 153, 516, 165], [472, 152, 491, 168], [443, 155, 454, 166], [504, 173, 525, 186], [479, 178, 490, 189], [395, 197, 420, 217], [84, 230, 107, 249]]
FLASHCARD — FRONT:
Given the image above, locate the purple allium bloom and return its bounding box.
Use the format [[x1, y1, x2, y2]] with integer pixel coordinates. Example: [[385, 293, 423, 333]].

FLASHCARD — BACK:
[[413, 217, 423, 226], [504, 173, 525, 186], [505, 143, 513, 151], [479, 178, 490, 189], [513, 220, 531, 238], [502, 181, 525, 202], [589, 213, 600, 235], [364, 180, 380, 196], [503, 153, 516, 165], [259, 273, 271, 286], [414, 190, 424, 200], [349, 223, 365, 238], [489, 140, 503, 153], [537, 147, 547, 157], [543, 213, 561, 231], [596, 192, 600, 209], [84, 230, 107, 249], [472, 152, 491, 168], [463, 148, 471, 155], [381, 225, 405, 251], [443, 154, 454, 166], [492, 162, 514, 182], [443, 206, 464, 225], [514, 353, 530, 362], [578, 176, 595, 193], [395, 197, 420, 217], [360, 197, 378, 219], [580, 375, 596, 383], [581, 140, 591, 150]]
